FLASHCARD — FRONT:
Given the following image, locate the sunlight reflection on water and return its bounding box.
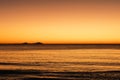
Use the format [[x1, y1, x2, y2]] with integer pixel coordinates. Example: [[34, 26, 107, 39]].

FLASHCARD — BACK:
[[0, 49, 120, 72]]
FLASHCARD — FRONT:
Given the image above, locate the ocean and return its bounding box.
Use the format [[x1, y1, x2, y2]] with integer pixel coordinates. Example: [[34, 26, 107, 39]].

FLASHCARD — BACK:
[[0, 45, 120, 80]]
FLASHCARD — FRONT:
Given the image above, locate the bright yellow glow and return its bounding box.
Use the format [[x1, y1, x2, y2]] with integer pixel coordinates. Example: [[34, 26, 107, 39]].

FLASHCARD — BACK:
[[0, 0, 120, 44]]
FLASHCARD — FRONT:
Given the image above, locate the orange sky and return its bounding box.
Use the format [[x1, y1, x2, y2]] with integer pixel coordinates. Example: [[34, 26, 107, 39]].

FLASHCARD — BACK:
[[0, 0, 120, 44]]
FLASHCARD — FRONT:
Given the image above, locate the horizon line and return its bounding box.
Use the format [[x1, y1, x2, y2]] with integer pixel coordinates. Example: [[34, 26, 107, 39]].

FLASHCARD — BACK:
[[0, 43, 120, 45]]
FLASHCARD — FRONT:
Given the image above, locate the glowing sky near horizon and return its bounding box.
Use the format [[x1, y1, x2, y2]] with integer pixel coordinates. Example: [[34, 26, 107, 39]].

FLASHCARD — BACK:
[[0, 0, 120, 44]]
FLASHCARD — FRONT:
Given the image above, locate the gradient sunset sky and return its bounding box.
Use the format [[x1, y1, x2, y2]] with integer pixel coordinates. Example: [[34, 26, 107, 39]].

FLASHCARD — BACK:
[[0, 0, 120, 44]]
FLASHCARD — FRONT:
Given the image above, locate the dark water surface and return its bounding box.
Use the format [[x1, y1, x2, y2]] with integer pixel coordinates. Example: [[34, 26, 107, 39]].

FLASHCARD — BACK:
[[0, 45, 120, 80]]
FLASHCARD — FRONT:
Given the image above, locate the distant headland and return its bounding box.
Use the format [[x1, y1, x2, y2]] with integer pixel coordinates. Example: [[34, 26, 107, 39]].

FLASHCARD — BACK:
[[0, 42, 43, 45], [22, 42, 43, 45]]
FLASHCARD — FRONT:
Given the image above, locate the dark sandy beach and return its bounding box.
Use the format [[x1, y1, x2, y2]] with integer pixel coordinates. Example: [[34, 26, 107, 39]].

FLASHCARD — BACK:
[[0, 70, 120, 80]]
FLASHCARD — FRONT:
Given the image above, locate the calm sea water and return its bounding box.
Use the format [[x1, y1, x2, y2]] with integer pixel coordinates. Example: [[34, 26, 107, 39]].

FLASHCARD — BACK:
[[0, 45, 120, 79]]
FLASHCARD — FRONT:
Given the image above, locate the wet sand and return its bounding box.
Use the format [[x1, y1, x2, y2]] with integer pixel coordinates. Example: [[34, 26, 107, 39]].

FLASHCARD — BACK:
[[0, 70, 120, 80]]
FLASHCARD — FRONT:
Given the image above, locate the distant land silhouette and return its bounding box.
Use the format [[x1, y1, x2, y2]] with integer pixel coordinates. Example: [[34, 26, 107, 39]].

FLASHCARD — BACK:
[[0, 42, 43, 45], [22, 42, 43, 45]]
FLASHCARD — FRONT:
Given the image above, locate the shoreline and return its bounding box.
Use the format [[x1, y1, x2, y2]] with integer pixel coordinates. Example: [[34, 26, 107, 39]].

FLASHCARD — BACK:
[[0, 70, 120, 80]]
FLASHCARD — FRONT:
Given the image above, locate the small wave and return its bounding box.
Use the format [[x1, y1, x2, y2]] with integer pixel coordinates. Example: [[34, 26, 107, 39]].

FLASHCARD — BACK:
[[0, 62, 120, 67]]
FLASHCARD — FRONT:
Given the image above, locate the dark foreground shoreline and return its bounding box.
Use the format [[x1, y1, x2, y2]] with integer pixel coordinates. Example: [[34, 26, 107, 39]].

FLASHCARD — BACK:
[[0, 70, 120, 80]]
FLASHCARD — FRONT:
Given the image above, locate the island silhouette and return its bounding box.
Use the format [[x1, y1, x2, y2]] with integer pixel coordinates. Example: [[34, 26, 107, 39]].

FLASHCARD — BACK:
[[0, 42, 43, 45], [22, 42, 43, 45]]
